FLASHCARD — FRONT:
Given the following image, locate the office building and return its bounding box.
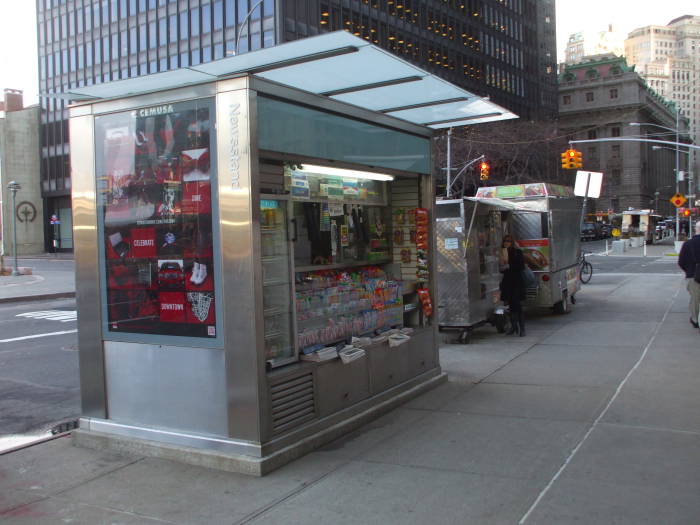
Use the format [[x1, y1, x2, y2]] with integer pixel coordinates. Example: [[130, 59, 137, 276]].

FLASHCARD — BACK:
[[624, 15, 700, 185], [564, 25, 624, 65], [558, 55, 690, 215], [37, 0, 558, 250], [0, 89, 44, 256]]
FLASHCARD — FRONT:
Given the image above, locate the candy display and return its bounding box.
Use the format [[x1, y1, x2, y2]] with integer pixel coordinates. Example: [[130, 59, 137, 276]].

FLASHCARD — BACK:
[[97, 98, 217, 338], [296, 266, 403, 350]]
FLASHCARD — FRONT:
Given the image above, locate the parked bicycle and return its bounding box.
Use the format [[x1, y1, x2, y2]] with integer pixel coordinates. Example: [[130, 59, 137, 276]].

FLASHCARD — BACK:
[[579, 251, 593, 284]]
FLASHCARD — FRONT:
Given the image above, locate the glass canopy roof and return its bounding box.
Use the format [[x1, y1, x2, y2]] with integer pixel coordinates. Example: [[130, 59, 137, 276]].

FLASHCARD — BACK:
[[64, 31, 518, 129]]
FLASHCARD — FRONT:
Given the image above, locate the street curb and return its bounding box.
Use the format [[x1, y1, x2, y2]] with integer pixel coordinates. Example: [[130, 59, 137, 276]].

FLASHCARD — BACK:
[[0, 292, 76, 304]]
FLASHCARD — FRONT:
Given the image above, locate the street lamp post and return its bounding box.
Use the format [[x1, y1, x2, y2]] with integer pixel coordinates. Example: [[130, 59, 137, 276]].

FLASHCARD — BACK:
[[7, 181, 21, 276], [233, 0, 264, 56]]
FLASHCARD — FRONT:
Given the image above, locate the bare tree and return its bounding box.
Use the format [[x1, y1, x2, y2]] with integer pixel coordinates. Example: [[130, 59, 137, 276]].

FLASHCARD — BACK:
[[434, 120, 571, 197]]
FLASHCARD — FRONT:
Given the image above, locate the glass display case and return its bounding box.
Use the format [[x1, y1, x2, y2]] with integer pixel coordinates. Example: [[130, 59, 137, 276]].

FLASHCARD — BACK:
[[95, 98, 218, 341], [260, 199, 296, 366]]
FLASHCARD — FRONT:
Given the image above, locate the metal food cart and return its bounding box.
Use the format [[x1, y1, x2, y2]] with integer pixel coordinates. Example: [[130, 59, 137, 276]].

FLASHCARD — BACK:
[[621, 210, 662, 244], [67, 32, 515, 474], [437, 183, 582, 342]]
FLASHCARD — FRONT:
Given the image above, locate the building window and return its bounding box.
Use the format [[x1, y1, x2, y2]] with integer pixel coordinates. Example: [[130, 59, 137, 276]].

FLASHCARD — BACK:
[[610, 88, 618, 99], [611, 145, 620, 158], [562, 95, 571, 105], [611, 126, 620, 137], [588, 130, 597, 140], [586, 92, 594, 102]]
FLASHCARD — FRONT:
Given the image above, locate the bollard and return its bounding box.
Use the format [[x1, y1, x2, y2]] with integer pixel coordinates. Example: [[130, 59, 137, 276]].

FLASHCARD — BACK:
[[643, 240, 647, 257], [605, 239, 609, 255]]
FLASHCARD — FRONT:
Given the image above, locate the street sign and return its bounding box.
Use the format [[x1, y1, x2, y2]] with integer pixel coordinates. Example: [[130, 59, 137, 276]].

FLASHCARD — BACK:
[[50, 214, 60, 225], [670, 193, 687, 208]]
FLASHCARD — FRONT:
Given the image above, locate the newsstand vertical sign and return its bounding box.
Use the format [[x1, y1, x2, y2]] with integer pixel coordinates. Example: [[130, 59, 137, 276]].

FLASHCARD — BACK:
[[95, 98, 217, 338]]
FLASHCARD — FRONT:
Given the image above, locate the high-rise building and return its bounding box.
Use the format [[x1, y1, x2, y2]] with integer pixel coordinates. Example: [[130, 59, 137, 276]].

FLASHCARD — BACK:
[[37, 0, 557, 250], [564, 25, 624, 65], [624, 15, 700, 185]]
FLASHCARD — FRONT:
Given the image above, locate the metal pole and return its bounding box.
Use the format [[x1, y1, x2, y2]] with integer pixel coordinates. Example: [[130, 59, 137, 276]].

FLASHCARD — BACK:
[[446, 128, 452, 197], [11, 187, 19, 276], [676, 111, 680, 239], [234, 0, 264, 56]]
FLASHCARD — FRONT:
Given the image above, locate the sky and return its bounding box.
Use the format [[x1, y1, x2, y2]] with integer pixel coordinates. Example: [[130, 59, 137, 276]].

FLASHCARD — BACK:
[[0, 1, 698, 106]]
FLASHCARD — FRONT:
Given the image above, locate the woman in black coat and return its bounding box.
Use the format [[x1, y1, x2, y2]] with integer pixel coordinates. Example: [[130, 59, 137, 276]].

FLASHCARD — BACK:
[[499, 234, 526, 336]]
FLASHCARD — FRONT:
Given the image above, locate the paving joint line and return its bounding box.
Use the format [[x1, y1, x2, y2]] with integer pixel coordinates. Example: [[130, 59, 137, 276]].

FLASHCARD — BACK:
[[234, 406, 438, 525], [517, 280, 682, 524], [597, 420, 700, 437]]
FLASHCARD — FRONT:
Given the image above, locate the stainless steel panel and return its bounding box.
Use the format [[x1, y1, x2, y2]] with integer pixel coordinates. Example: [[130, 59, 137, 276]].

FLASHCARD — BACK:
[[549, 198, 583, 271], [316, 357, 370, 418], [88, 84, 217, 116], [436, 215, 469, 327], [80, 417, 262, 457], [216, 80, 266, 443], [511, 212, 543, 240], [70, 111, 107, 418], [104, 341, 228, 436]]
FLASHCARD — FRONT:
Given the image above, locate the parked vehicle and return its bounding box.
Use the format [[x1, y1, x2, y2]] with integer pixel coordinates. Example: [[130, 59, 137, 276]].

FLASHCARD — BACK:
[[581, 222, 600, 241]]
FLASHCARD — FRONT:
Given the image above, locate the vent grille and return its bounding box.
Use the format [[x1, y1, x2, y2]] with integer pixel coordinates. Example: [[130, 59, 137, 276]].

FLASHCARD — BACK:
[[270, 372, 316, 434]]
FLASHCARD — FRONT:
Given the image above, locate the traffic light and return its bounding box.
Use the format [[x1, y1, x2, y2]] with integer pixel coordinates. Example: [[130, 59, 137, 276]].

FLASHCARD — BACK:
[[480, 161, 490, 180], [683, 208, 691, 217], [561, 148, 583, 169], [561, 150, 571, 169]]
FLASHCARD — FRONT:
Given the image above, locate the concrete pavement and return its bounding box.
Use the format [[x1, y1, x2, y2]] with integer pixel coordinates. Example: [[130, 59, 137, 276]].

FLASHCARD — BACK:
[[1, 264, 698, 523], [0, 256, 75, 303]]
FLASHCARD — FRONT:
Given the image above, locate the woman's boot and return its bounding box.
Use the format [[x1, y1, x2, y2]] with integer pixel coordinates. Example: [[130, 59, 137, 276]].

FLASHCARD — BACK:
[[507, 312, 519, 335]]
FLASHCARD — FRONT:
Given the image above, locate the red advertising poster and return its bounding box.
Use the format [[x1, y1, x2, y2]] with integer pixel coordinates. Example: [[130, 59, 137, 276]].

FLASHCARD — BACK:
[[98, 99, 217, 338], [130, 227, 157, 258], [182, 181, 212, 214], [185, 292, 215, 324], [159, 291, 186, 323]]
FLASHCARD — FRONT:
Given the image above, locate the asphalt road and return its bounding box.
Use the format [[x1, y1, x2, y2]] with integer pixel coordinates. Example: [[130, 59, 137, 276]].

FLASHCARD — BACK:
[[581, 238, 682, 275], [0, 297, 79, 441]]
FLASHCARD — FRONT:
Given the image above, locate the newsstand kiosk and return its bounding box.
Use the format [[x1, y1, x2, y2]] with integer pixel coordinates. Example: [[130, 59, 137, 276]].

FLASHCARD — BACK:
[[68, 33, 515, 475]]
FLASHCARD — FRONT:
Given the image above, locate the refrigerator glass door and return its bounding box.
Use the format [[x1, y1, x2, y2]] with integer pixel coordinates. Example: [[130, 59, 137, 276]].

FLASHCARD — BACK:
[[260, 200, 296, 365]]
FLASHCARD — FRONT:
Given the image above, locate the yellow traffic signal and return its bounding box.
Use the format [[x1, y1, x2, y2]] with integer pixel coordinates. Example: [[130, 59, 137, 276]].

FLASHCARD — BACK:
[[480, 161, 490, 180], [561, 151, 569, 169], [561, 148, 582, 169]]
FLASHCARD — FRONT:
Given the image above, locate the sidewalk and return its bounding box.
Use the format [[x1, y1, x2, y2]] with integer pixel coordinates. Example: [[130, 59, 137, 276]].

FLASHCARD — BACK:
[[1, 270, 698, 524], [0, 256, 75, 303]]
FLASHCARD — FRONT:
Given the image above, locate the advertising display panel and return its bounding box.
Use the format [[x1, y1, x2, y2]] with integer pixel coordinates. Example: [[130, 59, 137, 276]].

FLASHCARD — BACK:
[[95, 98, 217, 339]]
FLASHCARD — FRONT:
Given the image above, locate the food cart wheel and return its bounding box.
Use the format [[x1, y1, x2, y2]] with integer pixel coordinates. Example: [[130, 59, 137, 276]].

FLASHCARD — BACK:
[[494, 314, 507, 333], [553, 291, 570, 314], [457, 330, 471, 344]]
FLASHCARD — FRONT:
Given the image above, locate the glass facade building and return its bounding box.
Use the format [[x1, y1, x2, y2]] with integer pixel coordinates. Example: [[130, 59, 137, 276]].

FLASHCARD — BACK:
[[37, 0, 556, 250]]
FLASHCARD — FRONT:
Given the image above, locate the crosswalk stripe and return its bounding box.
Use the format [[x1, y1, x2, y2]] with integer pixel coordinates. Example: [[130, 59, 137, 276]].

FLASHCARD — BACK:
[[16, 310, 77, 322]]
